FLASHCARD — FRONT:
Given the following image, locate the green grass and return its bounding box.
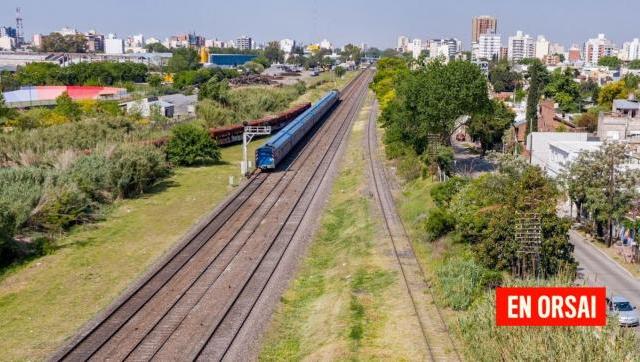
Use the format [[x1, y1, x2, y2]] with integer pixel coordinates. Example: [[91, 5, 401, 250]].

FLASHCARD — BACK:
[[0, 141, 264, 361], [259, 93, 430, 361]]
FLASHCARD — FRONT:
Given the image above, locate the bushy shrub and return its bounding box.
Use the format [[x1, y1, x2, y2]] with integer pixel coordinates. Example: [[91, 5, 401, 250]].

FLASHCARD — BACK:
[[430, 176, 469, 208], [166, 124, 220, 166], [424, 207, 454, 241], [108, 144, 169, 199], [63, 155, 112, 202], [30, 182, 93, 232], [0, 167, 47, 226]]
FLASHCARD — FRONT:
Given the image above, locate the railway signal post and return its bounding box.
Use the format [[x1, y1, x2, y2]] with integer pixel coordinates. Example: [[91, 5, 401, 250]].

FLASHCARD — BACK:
[[242, 126, 271, 176]]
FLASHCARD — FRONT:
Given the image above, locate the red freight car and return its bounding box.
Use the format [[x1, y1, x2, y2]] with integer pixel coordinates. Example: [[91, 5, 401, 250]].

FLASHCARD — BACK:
[[208, 102, 311, 146]]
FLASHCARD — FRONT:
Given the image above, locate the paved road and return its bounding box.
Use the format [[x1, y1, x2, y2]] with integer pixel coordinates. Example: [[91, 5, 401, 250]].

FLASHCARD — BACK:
[[571, 229, 640, 309], [452, 139, 494, 176]]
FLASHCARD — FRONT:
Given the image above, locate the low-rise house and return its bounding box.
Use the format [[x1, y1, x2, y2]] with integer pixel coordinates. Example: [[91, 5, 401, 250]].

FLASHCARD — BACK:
[[122, 97, 174, 118], [597, 95, 640, 145]]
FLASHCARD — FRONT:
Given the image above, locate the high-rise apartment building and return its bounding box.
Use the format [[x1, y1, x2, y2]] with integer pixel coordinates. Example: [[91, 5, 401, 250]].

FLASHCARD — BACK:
[[474, 33, 501, 61], [508, 31, 535, 61], [236, 36, 253, 51], [622, 38, 640, 61], [397, 35, 409, 52], [412, 38, 422, 59], [472, 16, 498, 43], [584, 34, 615, 65], [535, 35, 550, 60]]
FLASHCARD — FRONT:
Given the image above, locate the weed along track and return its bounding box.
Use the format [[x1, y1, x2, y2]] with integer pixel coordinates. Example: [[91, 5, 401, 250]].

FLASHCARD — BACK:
[[51, 69, 373, 362], [365, 99, 461, 361]]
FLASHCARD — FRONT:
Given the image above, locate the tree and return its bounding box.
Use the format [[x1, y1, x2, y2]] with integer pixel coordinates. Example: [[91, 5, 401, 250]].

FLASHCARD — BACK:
[[598, 81, 629, 107], [340, 44, 363, 64], [198, 77, 230, 104], [264, 41, 285, 64], [525, 59, 549, 132], [381, 48, 400, 58], [148, 74, 163, 88], [54, 92, 81, 121], [382, 60, 490, 154], [554, 53, 566, 63], [449, 164, 575, 275], [579, 79, 600, 101], [167, 48, 200, 73], [467, 100, 515, 155], [334, 66, 346, 78], [253, 55, 270, 68], [575, 112, 598, 132], [370, 57, 409, 110], [40, 32, 87, 53], [628, 60, 640, 70], [166, 124, 220, 166], [544, 68, 582, 113], [145, 42, 170, 53], [488, 60, 522, 92], [242, 61, 265, 74], [598, 56, 622, 69], [563, 143, 638, 246]]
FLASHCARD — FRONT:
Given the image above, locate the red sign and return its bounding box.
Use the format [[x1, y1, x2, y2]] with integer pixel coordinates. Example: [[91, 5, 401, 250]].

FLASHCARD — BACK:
[[495, 287, 606, 326]]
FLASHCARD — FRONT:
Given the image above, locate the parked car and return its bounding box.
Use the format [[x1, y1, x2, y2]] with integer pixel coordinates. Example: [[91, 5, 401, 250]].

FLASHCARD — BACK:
[[607, 296, 640, 327]]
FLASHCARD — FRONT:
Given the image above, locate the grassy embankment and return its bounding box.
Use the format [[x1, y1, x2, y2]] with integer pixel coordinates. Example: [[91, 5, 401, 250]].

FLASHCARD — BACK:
[[260, 93, 430, 361], [394, 156, 640, 361], [0, 71, 357, 361]]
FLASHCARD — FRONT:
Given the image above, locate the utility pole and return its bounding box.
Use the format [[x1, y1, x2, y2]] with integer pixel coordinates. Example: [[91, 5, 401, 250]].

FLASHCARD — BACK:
[[242, 125, 271, 176]]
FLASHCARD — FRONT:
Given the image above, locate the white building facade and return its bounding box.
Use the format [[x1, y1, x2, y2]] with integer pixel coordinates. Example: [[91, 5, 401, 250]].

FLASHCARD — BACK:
[[508, 31, 535, 61], [105, 34, 124, 54], [474, 33, 501, 61], [535, 35, 550, 59], [584, 34, 615, 65]]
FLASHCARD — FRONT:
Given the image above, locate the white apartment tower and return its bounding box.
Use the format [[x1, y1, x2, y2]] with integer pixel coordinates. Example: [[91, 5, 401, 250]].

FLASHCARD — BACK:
[[397, 35, 409, 52], [584, 34, 615, 65], [412, 38, 422, 59], [535, 35, 550, 59], [475, 33, 501, 61], [622, 38, 640, 61], [508, 31, 535, 61]]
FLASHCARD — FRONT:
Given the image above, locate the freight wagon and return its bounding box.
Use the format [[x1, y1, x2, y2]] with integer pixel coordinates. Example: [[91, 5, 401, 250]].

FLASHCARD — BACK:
[[209, 102, 311, 146], [256, 91, 339, 170], [151, 103, 311, 148]]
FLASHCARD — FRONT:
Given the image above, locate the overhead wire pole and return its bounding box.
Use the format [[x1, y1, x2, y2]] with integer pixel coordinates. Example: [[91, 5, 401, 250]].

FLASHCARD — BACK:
[[242, 125, 271, 176]]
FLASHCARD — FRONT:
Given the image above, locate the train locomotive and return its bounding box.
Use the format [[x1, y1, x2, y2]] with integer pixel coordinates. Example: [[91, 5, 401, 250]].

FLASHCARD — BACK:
[[256, 91, 340, 170]]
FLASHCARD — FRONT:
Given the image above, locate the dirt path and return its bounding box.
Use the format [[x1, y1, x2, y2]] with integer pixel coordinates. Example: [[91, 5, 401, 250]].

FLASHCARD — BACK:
[[365, 99, 461, 361]]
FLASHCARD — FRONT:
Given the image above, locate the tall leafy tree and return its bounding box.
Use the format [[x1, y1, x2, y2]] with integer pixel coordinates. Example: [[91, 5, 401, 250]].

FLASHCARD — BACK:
[[467, 100, 515, 155], [340, 44, 363, 64], [54, 92, 81, 121], [563, 143, 639, 246], [598, 56, 622, 69], [384, 60, 490, 152], [40, 32, 87, 53], [167, 48, 200, 73], [525, 59, 549, 132], [544, 68, 582, 113], [263, 41, 285, 64], [488, 60, 521, 92]]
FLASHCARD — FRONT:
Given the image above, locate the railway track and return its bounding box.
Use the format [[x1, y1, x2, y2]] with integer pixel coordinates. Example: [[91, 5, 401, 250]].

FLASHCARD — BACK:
[[53, 69, 373, 362], [364, 98, 461, 361]]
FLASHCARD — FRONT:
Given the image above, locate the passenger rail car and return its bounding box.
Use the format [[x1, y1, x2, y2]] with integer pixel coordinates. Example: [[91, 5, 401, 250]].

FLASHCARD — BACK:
[[256, 91, 339, 170]]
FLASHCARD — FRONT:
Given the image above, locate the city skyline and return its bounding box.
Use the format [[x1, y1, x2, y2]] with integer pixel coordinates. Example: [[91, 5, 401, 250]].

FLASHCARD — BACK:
[[1, 0, 640, 49]]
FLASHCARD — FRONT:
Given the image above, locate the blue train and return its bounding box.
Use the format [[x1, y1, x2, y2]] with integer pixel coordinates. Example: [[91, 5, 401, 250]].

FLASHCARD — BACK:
[[256, 91, 340, 170]]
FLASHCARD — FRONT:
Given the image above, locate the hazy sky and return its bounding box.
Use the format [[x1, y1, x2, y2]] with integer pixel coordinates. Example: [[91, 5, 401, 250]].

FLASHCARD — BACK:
[[1, 0, 639, 49]]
